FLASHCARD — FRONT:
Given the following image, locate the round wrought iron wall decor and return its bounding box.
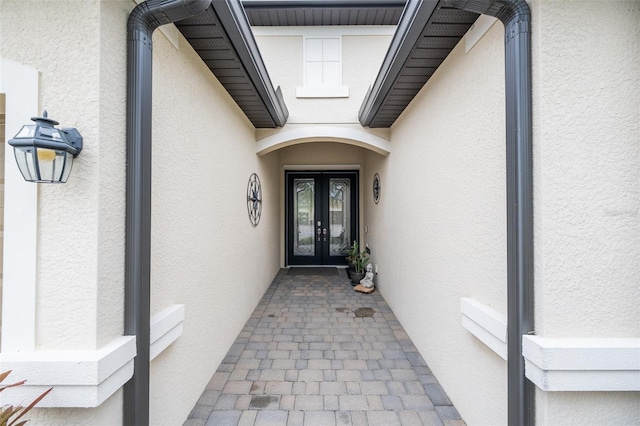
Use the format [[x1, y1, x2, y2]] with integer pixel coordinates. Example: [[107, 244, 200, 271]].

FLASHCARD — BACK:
[[373, 173, 380, 204], [247, 173, 262, 226]]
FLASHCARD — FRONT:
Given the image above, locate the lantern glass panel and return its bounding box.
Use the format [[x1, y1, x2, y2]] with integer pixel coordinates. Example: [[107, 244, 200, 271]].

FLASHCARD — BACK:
[[14, 124, 36, 139], [14, 147, 38, 181], [60, 152, 74, 183], [36, 148, 71, 182], [12, 147, 73, 183]]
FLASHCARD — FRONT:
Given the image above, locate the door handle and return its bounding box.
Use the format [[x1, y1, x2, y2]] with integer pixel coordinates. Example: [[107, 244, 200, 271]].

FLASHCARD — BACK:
[[322, 228, 327, 242], [317, 227, 322, 242]]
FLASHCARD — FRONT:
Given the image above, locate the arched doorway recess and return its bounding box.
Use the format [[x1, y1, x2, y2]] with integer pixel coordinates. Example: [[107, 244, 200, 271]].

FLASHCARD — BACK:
[[255, 126, 391, 157], [257, 126, 389, 267]]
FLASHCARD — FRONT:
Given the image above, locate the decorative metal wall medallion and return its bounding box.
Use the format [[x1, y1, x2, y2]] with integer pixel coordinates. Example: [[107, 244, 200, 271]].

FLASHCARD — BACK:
[[373, 173, 380, 204], [247, 173, 262, 226]]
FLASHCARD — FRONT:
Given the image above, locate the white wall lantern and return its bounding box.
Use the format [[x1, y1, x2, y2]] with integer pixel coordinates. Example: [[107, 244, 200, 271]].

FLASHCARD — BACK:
[[7, 110, 83, 183]]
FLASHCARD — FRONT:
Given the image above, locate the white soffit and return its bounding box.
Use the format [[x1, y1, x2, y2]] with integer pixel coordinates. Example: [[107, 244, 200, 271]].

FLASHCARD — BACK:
[[251, 25, 396, 37], [256, 126, 391, 156], [523, 336, 640, 392]]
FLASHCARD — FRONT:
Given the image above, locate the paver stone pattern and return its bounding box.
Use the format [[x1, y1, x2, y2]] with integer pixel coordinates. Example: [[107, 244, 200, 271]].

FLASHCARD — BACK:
[[184, 269, 465, 426]]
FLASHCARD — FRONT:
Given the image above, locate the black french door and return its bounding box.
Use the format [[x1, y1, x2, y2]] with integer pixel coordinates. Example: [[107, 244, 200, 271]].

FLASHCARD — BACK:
[[286, 171, 358, 266]]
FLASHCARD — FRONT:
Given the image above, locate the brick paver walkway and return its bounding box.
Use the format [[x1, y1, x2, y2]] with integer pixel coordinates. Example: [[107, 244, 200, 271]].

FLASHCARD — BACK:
[[184, 268, 465, 426]]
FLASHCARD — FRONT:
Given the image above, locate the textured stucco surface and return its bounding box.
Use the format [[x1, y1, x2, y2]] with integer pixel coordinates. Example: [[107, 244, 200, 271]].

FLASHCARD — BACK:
[[364, 21, 508, 426], [1, 0, 128, 423], [25, 390, 123, 426], [530, 0, 640, 421], [280, 141, 364, 167], [532, 0, 640, 337], [148, 26, 281, 426], [2, 0, 280, 424], [536, 390, 640, 425], [1, 0, 103, 350], [2, 0, 639, 424], [365, 1, 640, 424], [95, 0, 130, 349], [1, 0, 128, 350]]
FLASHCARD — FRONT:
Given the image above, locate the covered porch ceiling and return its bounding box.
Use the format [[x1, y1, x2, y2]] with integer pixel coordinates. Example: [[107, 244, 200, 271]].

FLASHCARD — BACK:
[[174, 0, 479, 129]]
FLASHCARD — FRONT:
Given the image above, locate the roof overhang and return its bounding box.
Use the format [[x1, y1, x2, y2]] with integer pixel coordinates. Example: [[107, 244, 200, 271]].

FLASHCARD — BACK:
[[175, 0, 480, 129], [175, 0, 288, 128], [359, 1, 479, 127], [242, 0, 407, 26]]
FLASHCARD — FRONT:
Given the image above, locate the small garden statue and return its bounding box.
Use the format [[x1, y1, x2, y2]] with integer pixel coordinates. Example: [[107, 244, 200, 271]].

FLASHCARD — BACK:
[[355, 263, 375, 293], [360, 263, 374, 288]]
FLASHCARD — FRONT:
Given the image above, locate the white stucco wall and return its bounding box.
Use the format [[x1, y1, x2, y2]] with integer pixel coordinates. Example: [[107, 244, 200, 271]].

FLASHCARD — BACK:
[[280, 141, 364, 167], [530, 0, 640, 422], [1, 0, 124, 351], [531, 0, 640, 338], [1, 0, 128, 423], [369, 20, 508, 425], [366, 1, 640, 425], [1, 0, 281, 424], [536, 391, 640, 426], [148, 20, 281, 426], [2, 0, 638, 424]]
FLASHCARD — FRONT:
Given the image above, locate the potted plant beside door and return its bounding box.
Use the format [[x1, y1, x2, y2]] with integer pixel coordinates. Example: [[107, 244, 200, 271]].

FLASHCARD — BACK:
[[349, 249, 370, 285], [345, 241, 359, 273]]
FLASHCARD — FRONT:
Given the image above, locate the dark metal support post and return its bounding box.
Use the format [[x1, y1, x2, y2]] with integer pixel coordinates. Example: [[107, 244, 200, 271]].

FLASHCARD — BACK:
[[445, 1, 534, 424], [125, 1, 211, 425]]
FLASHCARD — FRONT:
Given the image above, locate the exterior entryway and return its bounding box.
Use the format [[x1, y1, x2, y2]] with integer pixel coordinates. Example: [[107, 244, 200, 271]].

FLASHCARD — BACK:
[[184, 269, 465, 425], [286, 171, 358, 266]]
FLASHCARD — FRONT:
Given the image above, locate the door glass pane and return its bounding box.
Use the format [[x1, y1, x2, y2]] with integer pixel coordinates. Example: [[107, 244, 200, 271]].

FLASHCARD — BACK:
[[294, 178, 315, 256], [329, 178, 350, 257]]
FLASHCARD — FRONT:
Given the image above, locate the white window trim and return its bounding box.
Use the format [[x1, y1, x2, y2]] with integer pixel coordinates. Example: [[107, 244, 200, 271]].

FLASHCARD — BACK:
[[299, 34, 348, 98]]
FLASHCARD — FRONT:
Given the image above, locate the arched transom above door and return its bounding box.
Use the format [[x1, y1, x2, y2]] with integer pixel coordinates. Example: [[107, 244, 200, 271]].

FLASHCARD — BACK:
[[255, 126, 391, 157]]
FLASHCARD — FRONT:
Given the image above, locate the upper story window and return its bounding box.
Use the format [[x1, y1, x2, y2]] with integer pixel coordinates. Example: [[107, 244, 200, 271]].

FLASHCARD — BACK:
[[305, 38, 341, 88], [251, 26, 397, 100], [297, 36, 349, 98]]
